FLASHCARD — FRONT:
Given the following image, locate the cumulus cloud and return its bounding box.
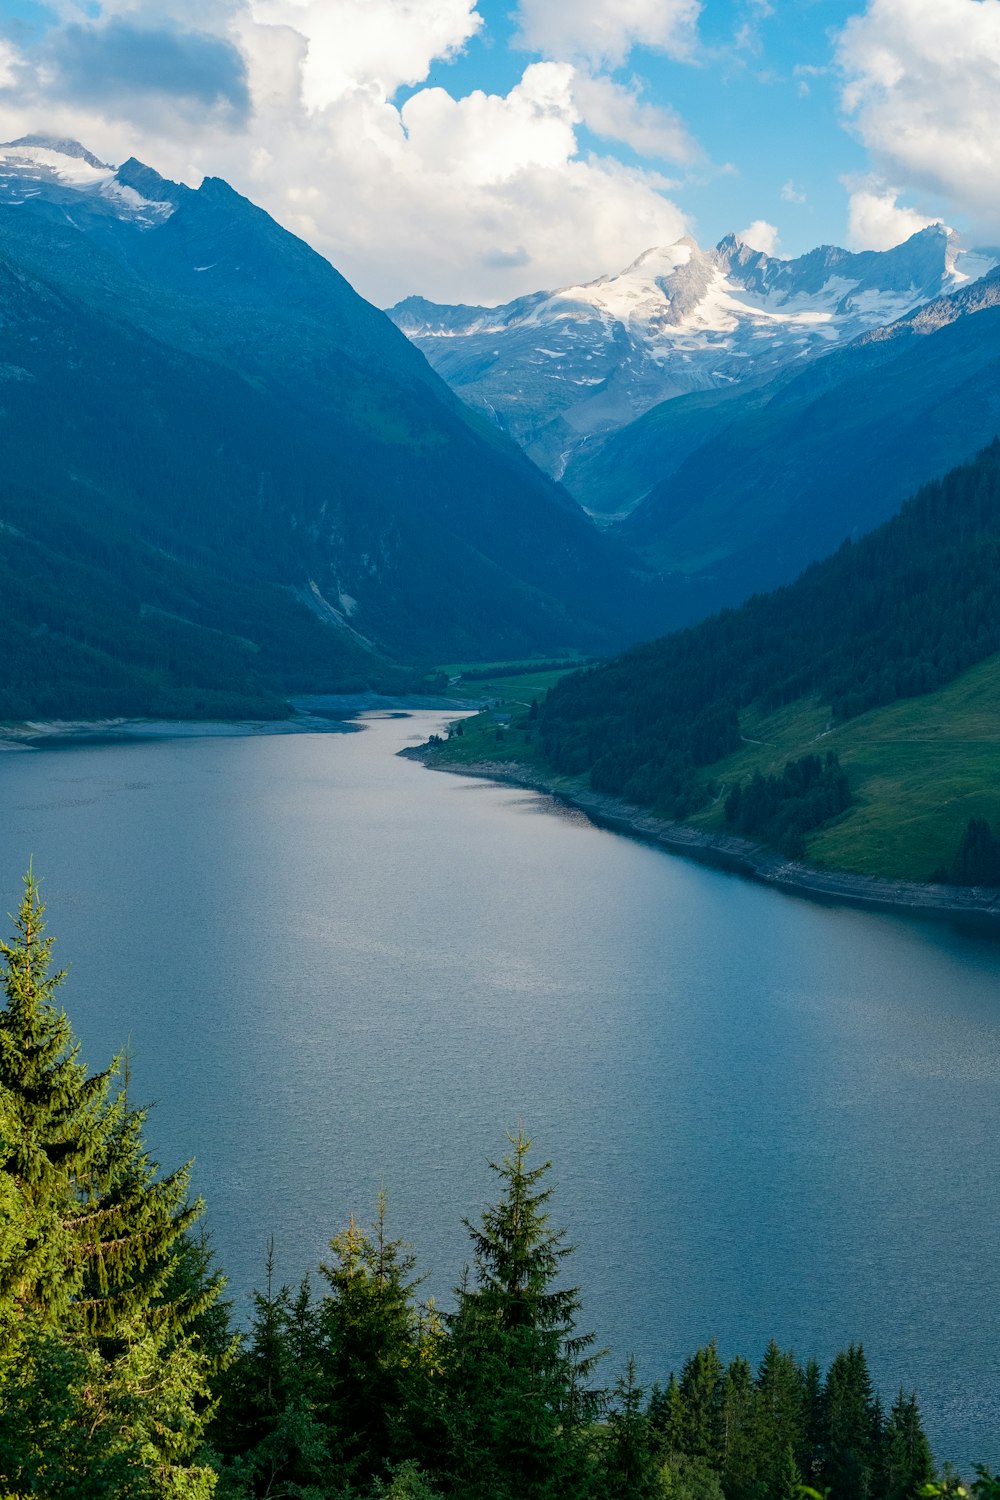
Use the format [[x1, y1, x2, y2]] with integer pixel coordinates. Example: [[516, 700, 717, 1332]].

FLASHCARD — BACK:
[[837, 0, 1000, 240], [250, 0, 482, 108], [844, 179, 940, 251], [0, 1, 695, 304], [780, 179, 806, 204], [571, 73, 700, 163], [737, 218, 779, 254], [515, 0, 702, 68]]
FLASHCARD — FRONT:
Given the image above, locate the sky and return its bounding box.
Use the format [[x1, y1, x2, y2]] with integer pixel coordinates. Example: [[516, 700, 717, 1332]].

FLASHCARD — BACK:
[[0, 0, 997, 306]]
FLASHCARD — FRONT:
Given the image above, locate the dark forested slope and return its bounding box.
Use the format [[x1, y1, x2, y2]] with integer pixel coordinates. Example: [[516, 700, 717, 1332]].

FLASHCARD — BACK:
[[0, 145, 654, 718], [566, 272, 1000, 627], [538, 442, 1000, 823]]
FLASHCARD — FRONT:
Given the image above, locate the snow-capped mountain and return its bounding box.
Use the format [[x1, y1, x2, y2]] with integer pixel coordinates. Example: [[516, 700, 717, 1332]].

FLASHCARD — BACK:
[[0, 134, 178, 227], [0, 134, 655, 706], [388, 229, 998, 478]]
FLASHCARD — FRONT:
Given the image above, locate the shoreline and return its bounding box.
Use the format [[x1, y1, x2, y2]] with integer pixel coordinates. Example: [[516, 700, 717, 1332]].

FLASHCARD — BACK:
[[403, 750, 1000, 934], [0, 695, 468, 750]]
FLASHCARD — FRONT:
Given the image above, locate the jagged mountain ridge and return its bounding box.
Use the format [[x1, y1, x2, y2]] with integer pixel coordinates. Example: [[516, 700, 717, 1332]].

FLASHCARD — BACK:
[[603, 267, 1000, 630], [388, 228, 997, 491], [0, 136, 656, 717]]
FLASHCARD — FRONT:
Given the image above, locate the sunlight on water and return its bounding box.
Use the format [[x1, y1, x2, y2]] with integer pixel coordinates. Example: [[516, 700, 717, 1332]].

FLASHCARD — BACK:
[[1, 710, 998, 1467]]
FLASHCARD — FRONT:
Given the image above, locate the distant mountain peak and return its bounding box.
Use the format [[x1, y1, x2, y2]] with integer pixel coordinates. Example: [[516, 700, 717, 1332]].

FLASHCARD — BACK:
[[389, 225, 1000, 483], [0, 135, 177, 228], [5, 135, 113, 170]]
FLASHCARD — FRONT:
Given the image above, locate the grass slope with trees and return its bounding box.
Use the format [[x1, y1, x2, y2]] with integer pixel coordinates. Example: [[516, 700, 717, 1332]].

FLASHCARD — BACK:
[[0, 872, 989, 1499], [420, 443, 1000, 884]]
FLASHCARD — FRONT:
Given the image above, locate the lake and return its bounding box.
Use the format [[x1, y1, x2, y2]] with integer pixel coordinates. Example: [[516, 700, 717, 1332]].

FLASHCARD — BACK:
[[1, 709, 998, 1467]]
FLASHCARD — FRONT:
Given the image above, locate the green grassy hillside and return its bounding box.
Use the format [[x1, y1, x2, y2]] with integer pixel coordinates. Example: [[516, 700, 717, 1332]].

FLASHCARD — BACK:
[[686, 653, 1000, 881], [421, 445, 1000, 885]]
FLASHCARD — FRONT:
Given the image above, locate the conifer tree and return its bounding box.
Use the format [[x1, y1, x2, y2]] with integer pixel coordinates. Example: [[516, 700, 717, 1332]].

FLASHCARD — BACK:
[[755, 1342, 806, 1492], [822, 1344, 878, 1500], [0, 871, 223, 1496], [316, 1196, 427, 1486], [719, 1356, 758, 1499], [648, 1372, 686, 1458], [677, 1342, 724, 1464], [600, 1357, 661, 1499], [442, 1127, 602, 1500], [882, 1391, 935, 1500], [0, 869, 209, 1336]]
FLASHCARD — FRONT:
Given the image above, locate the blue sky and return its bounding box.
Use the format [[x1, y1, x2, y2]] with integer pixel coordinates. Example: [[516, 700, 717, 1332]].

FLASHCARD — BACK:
[[416, 0, 872, 255], [0, 0, 994, 304]]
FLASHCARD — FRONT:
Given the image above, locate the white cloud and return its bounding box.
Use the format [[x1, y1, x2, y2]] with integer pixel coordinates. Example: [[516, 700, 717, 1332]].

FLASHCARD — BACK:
[[0, 41, 24, 89], [737, 218, 779, 255], [249, 0, 482, 108], [515, 0, 702, 68], [0, 5, 694, 305], [400, 63, 579, 186], [571, 73, 700, 163], [844, 179, 940, 251], [780, 179, 806, 204], [837, 0, 1000, 240]]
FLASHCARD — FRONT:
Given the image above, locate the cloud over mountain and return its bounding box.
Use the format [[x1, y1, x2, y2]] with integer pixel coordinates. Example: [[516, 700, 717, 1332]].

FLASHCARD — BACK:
[[838, 0, 1000, 245], [0, 0, 694, 304]]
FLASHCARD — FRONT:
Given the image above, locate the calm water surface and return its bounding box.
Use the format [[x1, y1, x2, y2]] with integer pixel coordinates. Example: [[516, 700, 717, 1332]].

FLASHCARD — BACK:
[[1, 711, 998, 1467]]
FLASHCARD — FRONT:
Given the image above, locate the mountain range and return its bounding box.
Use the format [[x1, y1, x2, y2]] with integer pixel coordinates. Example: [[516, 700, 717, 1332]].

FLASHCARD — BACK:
[[0, 135, 653, 717], [388, 227, 996, 485]]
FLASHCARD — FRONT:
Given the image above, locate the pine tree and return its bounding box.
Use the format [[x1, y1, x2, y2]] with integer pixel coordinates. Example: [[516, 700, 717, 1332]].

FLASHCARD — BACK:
[[599, 1357, 661, 1499], [678, 1342, 724, 1465], [316, 1195, 427, 1486], [0, 871, 223, 1496], [882, 1391, 935, 1500], [822, 1345, 877, 1500], [0, 869, 209, 1337], [442, 1128, 602, 1500]]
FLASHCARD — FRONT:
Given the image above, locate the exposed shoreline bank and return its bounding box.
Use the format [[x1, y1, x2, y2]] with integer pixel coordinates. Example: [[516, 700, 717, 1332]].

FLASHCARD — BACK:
[[403, 749, 1000, 934]]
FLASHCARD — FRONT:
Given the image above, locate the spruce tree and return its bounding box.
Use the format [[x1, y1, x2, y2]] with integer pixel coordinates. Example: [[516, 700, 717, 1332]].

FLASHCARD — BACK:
[[442, 1128, 602, 1500], [719, 1356, 758, 1500], [0, 871, 223, 1496], [599, 1357, 661, 1500], [315, 1196, 428, 1486], [0, 869, 209, 1336], [648, 1372, 686, 1458], [755, 1342, 806, 1492], [882, 1391, 935, 1500], [677, 1342, 724, 1465], [821, 1345, 878, 1500]]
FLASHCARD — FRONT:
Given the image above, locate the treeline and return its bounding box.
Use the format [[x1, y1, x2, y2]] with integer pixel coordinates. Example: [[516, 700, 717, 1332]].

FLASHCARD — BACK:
[[724, 753, 852, 858], [538, 442, 1000, 823], [0, 876, 987, 1499], [647, 1340, 931, 1500]]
